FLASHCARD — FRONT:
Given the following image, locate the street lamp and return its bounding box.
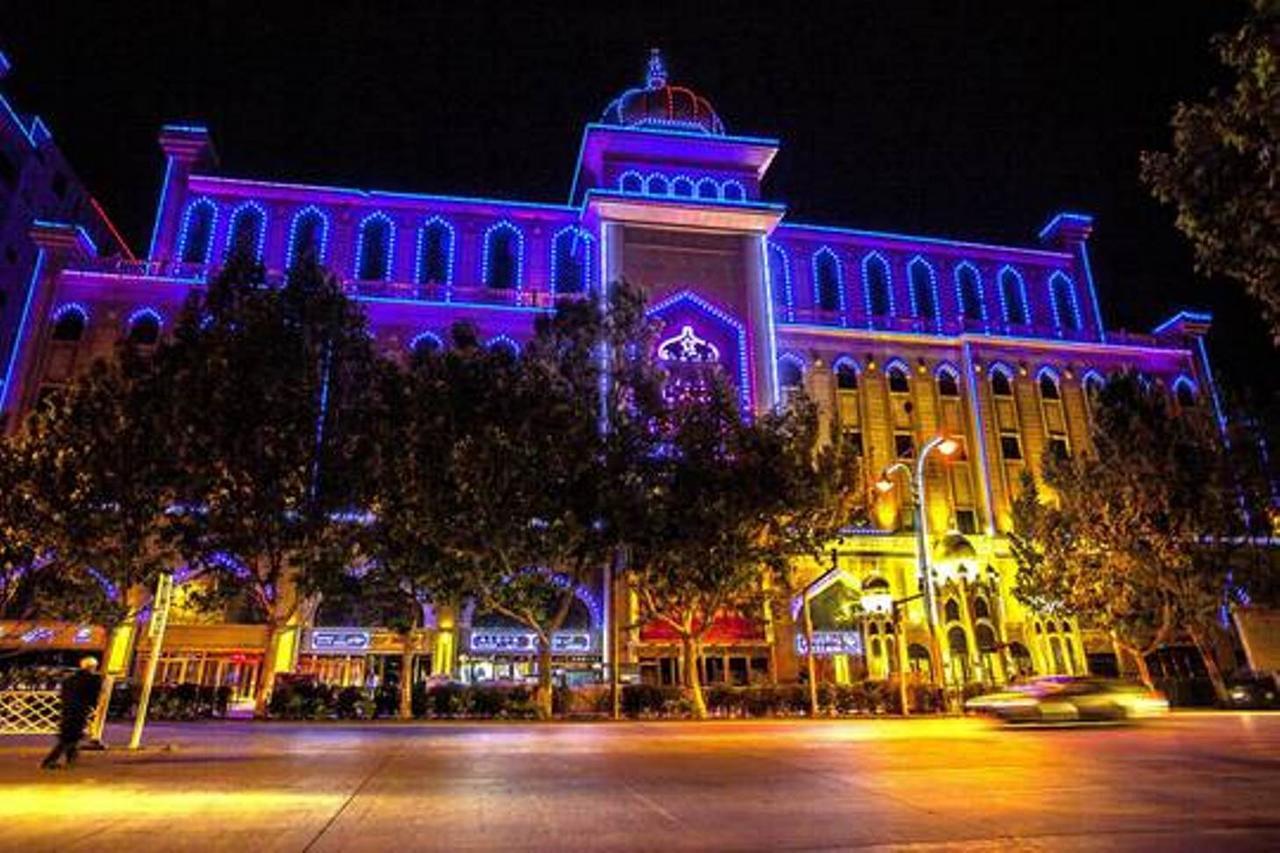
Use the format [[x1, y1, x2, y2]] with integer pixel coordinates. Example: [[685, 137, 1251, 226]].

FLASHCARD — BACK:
[[862, 589, 924, 716], [875, 435, 958, 710]]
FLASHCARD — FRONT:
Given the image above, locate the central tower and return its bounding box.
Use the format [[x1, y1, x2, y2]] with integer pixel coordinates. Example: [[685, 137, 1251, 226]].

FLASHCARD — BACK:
[[573, 51, 786, 412]]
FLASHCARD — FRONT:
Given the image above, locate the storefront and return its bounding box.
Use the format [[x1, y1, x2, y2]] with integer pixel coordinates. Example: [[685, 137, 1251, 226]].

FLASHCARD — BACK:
[[0, 621, 107, 683], [636, 615, 772, 687], [134, 623, 268, 703], [296, 627, 434, 688], [458, 626, 602, 686]]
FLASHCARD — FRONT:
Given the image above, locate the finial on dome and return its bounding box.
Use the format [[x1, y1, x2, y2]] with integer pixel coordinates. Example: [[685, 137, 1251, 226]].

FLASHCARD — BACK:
[[646, 48, 668, 90]]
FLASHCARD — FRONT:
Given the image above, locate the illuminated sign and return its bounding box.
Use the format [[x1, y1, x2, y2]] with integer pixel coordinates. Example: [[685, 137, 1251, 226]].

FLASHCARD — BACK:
[[309, 629, 372, 653], [468, 631, 594, 655], [795, 631, 864, 657]]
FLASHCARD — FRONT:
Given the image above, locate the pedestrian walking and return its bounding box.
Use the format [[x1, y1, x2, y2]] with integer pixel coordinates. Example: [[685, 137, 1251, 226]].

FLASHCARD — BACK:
[[41, 656, 103, 770]]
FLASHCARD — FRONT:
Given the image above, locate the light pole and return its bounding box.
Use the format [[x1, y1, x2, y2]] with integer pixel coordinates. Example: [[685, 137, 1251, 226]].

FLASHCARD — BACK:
[[875, 435, 958, 710], [861, 589, 923, 716]]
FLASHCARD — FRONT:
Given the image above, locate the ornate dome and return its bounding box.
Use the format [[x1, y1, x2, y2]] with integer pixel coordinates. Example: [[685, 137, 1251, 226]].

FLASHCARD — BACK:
[[601, 50, 726, 136], [935, 532, 978, 562]]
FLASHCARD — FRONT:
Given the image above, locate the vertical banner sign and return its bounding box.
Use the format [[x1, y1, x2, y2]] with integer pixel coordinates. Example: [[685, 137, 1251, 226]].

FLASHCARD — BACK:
[[129, 573, 174, 749]]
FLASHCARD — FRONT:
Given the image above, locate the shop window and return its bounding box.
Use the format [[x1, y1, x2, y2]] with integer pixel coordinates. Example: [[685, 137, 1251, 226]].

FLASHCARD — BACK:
[[1000, 434, 1023, 460], [729, 657, 749, 686]]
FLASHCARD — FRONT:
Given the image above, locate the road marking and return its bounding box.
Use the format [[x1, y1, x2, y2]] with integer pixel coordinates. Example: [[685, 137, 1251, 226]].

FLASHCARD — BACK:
[[625, 784, 680, 825]]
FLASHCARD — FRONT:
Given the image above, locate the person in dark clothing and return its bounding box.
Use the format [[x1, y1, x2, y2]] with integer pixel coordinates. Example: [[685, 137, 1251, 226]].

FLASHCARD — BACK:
[[41, 656, 103, 770]]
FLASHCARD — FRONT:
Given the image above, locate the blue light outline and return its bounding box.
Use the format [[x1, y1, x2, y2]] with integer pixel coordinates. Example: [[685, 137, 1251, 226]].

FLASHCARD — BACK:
[[996, 265, 1029, 327], [757, 236, 781, 409], [1151, 310, 1213, 336], [0, 248, 46, 414], [147, 156, 176, 261], [906, 255, 941, 332], [647, 289, 752, 409], [353, 210, 396, 282], [408, 330, 444, 353], [481, 220, 525, 293], [861, 251, 894, 326], [286, 205, 331, 268], [811, 246, 846, 325], [175, 197, 218, 265], [953, 260, 986, 325], [1048, 271, 1082, 335], [414, 216, 456, 291], [224, 200, 268, 262], [550, 225, 594, 297], [766, 241, 794, 322]]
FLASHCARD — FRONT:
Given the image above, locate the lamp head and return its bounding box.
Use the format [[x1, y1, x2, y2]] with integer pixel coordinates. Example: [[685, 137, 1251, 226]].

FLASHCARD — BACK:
[[875, 477, 894, 493], [938, 437, 959, 457]]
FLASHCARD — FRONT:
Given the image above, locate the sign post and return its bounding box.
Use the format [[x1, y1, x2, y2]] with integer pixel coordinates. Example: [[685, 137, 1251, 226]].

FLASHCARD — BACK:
[[129, 573, 173, 750]]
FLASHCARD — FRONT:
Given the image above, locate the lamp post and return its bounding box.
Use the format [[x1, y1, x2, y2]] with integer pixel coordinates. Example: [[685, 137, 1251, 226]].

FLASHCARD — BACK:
[[875, 435, 958, 710], [861, 589, 923, 716]]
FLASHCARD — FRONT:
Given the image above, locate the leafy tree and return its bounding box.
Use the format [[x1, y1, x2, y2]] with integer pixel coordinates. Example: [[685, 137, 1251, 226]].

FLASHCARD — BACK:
[[1011, 372, 1266, 698], [162, 253, 383, 716], [1141, 1, 1280, 340], [0, 436, 43, 618]]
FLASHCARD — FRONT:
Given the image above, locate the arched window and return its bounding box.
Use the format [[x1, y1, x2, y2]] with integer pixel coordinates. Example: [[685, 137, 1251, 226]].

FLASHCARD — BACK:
[[990, 365, 1013, 397], [973, 597, 991, 620], [354, 212, 395, 281], [696, 177, 719, 200], [619, 171, 643, 194], [721, 180, 745, 202], [863, 252, 893, 318], [835, 359, 859, 390], [226, 201, 266, 261], [551, 226, 593, 295], [908, 257, 938, 326], [177, 198, 217, 265], [51, 304, 88, 342], [975, 623, 998, 653], [767, 242, 793, 320], [416, 217, 455, 287], [409, 331, 443, 356], [812, 248, 843, 314], [1037, 370, 1060, 400], [671, 176, 694, 198], [645, 174, 669, 196], [487, 335, 520, 358], [887, 361, 910, 394], [998, 266, 1028, 326], [936, 365, 960, 398], [1050, 272, 1082, 332], [1083, 370, 1104, 403], [778, 355, 804, 391], [483, 221, 523, 290], [955, 261, 984, 323], [287, 206, 329, 267], [944, 599, 961, 623], [1173, 376, 1197, 408], [126, 308, 161, 346]]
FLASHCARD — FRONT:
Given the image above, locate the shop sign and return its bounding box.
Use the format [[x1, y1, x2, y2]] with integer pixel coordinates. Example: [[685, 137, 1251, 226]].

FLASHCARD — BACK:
[[309, 629, 372, 653], [795, 631, 864, 657], [0, 621, 105, 649], [468, 631, 593, 655]]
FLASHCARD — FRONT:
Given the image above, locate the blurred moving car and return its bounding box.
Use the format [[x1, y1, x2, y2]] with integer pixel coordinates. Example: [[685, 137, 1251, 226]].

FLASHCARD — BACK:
[[1227, 674, 1279, 709], [965, 676, 1169, 723]]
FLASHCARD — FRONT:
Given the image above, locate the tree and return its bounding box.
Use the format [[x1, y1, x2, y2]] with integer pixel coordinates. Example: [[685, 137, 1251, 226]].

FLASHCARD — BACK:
[[162, 253, 383, 716], [0, 436, 43, 618], [613, 362, 861, 719], [1141, 1, 1280, 341], [1010, 372, 1266, 698]]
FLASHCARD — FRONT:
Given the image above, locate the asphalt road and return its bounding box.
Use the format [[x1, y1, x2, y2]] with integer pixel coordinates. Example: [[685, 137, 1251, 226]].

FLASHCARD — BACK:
[[0, 714, 1277, 851]]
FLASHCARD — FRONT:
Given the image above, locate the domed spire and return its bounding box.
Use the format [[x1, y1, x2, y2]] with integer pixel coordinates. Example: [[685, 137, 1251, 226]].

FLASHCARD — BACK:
[[646, 48, 668, 90], [600, 51, 726, 136]]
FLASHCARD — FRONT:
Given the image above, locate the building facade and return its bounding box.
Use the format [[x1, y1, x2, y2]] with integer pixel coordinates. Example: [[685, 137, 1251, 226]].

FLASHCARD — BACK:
[[0, 53, 1224, 698]]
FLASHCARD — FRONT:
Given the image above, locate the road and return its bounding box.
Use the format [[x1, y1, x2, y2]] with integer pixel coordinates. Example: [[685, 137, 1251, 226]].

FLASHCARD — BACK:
[[0, 714, 1278, 851]]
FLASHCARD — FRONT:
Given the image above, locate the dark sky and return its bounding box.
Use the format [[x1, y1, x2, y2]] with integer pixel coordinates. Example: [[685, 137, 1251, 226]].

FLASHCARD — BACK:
[[5, 2, 1275, 399]]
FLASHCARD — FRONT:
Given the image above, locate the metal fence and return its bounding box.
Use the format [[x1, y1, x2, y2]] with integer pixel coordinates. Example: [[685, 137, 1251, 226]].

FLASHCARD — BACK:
[[0, 690, 61, 735]]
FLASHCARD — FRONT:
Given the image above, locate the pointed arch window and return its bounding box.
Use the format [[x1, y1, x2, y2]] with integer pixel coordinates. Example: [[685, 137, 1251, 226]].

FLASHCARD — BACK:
[[990, 366, 1013, 397], [937, 367, 960, 398], [355, 212, 395, 281], [1050, 272, 1082, 333], [551, 226, 593, 295], [908, 257, 939, 326], [767, 242, 793, 320], [177, 198, 217, 265], [863, 252, 893, 318], [836, 361, 859, 390], [812, 248, 843, 314], [887, 362, 910, 394], [287, 206, 329, 267], [483, 221, 523, 290], [999, 267, 1028, 326], [416, 218, 454, 287], [1038, 371, 1061, 400], [955, 262, 984, 323], [226, 202, 266, 262]]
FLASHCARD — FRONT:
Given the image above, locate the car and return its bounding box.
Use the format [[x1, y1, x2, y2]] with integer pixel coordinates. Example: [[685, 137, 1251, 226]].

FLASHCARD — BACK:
[[1226, 674, 1279, 709], [965, 676, 1169, 724]]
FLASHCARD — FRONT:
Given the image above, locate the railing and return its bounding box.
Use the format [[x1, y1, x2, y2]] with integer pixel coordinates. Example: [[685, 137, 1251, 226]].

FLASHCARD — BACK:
[[0, 690, 61, 735]]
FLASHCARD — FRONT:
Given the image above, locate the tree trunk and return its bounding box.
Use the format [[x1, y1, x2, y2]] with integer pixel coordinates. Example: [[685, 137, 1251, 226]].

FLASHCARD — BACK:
[[1188, 627, 1230, 705], [682, 635, 708, 719], [534, 640, 555, 721], [1131, 647, 1155, 690], [399, 637, 415, 721], [253, 621, 280, 718]]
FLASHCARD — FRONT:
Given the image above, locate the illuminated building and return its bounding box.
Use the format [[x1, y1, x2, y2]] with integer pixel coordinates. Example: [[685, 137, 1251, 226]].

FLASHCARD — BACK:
[[0, 51, 1222, 696], [0, 51, 132, 417]]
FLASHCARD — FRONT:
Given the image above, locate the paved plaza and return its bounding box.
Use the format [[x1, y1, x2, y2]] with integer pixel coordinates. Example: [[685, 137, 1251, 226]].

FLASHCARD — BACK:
[[0, 713, 1278, 851]]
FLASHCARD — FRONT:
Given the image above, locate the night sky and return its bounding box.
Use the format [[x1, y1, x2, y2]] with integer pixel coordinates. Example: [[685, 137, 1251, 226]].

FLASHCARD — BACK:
[[6, 3, 1275, 399]]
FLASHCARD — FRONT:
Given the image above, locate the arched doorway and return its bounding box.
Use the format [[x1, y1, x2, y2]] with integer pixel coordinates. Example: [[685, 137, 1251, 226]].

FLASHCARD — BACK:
[[1007, 642, 1034, 679], [947, 626, 970, 684]]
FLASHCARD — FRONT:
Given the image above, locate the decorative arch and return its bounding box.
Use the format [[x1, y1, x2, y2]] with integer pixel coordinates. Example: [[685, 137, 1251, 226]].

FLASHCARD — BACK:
[[486, 333, 521, 357], [647, 289, 752, 408], [125, 307, 163, 345], [907, 255, 940, 329], [354, 211, 396, 281], [884, 357, 912, 393], [1082, 369, 1105, 396], [1037, 366, 1062, 400], [721, 179, 746, 201], [812, 246, 845, 318], [225, 200, 267, 262], [935, 362, 961, 397], [954, 260, 986, 323], [482, 220, 524, 290], [766, 241, 794, 322], [989, 361, 1015, 396], [645, 173, 670, 196], [1172, 374, 1199, 406], [997, 265, 1028, 326], [415, 216, 455, 287], [618, 170, 644, 194], [286, 205, 330, 267], [778, 352, 806, 390], [408, 330, 444, 355], [833, 355, 860, 390], [671, 175, 695, 198], [862, 251, 894, 320], [176, 197, 218, 265], [550, 225, 594, 296], [696, 177, 720, 200], [1049, 271, 1082, 333]]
